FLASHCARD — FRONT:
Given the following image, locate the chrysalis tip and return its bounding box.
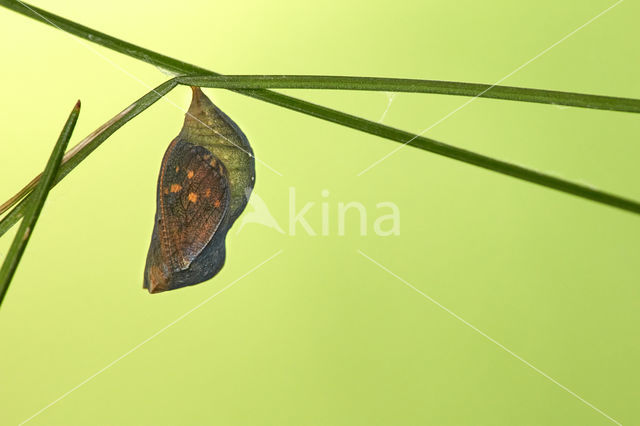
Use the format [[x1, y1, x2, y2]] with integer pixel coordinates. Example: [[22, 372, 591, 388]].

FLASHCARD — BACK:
[[148, 281, 163, 294], [185, 86, 216, 128], [74, 99, 81, 111], [190, 86, 206, 105]]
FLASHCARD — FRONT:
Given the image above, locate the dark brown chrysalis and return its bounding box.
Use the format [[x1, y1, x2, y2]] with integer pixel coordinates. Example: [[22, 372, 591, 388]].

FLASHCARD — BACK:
[[143, 87, 255, 294]]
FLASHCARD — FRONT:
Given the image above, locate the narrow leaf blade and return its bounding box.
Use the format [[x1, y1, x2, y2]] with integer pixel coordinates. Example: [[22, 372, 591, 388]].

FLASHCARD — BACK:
[[177, 75, 640, 114], [0, 101, 81, 307], [1, 0, 639, 215], [0, 79, 177, 238]]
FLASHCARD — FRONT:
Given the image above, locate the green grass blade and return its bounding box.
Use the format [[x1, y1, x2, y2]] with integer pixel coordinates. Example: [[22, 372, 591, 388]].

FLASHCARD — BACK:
[[0, 0, 206, 75], [177, 75, 640, 114], [234, 87, 640, 215], [2, 0, 638, 114], [1, 0, 639, 215], [0, 79, 177, 238], [0, 101, 81, 307]]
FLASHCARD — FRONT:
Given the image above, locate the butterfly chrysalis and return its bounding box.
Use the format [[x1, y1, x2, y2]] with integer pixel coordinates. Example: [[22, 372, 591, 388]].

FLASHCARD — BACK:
[[143, 87, 255, 293]]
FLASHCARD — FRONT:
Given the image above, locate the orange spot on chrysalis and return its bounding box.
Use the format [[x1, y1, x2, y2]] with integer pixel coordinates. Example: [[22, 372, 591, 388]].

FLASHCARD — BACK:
[[163, 188, 169, 195], [209, 159, 216, 167], [187, 170, 194, 179], [188, 193, 198, 203], [205, 188, 211, 197], [214, 199, 221, 208], [175, 166, 180, 172], [170, 184, 182, 193]]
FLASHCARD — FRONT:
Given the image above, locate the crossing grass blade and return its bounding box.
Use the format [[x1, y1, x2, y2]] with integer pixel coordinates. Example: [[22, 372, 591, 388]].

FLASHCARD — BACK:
[[177, 75, 640, 114], [0, 0, 639, 217], [0, 101, 81, 307], [0, 80, 177, 238]]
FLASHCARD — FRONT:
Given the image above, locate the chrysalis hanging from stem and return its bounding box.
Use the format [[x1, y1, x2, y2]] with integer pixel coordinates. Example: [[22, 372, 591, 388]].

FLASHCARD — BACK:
[[144, 87, 255, 293]]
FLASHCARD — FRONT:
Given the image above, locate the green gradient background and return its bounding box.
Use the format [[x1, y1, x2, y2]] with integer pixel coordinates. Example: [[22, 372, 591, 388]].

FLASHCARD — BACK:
[[1, 1, 639, 424]]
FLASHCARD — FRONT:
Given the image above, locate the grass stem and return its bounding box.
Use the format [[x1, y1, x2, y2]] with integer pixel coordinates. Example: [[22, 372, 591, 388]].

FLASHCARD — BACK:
[[0, 101, 80, 307], [177, 75, 640, 114], [1, 0, 639, 216]]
